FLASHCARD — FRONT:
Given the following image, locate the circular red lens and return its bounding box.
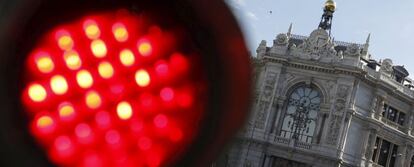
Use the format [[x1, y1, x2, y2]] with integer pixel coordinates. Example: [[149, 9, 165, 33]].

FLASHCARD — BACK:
[[21, 10, 207, 167]]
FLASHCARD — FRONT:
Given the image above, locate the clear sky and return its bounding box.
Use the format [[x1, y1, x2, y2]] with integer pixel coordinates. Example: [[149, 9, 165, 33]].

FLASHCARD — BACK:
[[225, 0, 414, 75]]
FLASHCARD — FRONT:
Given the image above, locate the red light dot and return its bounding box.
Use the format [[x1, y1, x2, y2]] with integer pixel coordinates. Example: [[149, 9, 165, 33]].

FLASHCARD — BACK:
[[95, 111, 111, 129], [138, 137, 152, 150], [155, 61, 169, 76], [154, 114, 168, 128], [54, 135, 73, 153], [83, 19, 101, 39], [36, 114, 55, 133], [160, 87, 174, 102], [56, 30, 74, 51], [75, 123, 92, 138], [137, 40, 152, 56], [135, 69, 151, 87], [112, 23, 129, 42], [28, 83, 47, 102], [35, 53, 54, 73], [58, 102, 76, 121], [105, 130, 120, 145]]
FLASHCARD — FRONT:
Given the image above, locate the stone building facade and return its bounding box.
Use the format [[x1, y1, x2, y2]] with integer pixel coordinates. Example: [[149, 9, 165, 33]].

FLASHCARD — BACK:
[[215, 1, 414, 167]]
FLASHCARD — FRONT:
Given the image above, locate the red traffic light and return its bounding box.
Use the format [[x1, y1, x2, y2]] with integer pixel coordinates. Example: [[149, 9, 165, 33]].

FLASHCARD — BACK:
[[21, 11, 208, 167], [0, 0, 251, 166]]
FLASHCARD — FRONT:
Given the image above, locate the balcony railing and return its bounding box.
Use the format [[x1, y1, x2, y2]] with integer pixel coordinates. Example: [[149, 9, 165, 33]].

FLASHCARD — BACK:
[[379, 117, 406, 132], [294, 141, 312, 150], [274, 135, 290, 145]]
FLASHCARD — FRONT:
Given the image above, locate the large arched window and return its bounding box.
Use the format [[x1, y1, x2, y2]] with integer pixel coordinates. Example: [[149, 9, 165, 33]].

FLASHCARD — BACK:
[[280, 84, 321, 143]]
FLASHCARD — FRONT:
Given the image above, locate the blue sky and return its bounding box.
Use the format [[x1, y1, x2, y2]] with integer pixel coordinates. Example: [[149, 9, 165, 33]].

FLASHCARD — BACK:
[[225, 0, 414, 75]]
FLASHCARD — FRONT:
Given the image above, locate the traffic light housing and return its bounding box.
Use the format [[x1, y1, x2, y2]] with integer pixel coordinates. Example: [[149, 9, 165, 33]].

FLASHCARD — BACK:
[[0, 0, 251, 166]]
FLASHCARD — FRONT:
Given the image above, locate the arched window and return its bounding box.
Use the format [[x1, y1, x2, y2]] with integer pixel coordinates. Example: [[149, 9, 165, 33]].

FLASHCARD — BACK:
[[280, 84, 321, 143]]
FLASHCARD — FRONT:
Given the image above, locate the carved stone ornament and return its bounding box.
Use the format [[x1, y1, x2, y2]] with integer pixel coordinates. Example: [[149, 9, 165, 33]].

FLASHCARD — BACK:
[[256, 40, 267, 57], [290, 29, 338, 62], [275, 33, 289, 45], [345, 44, 360, 56], [337, 85, 350, 99], [334, 99, 346, 112], [380, 59, 393, 74], [255, 71, 278, 129], [326, 115, 341, 145]]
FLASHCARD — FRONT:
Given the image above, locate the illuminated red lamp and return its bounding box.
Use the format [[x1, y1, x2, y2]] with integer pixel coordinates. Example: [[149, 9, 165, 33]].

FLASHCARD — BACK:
[[21, 11, 208, 167], [1, 0, 250, 166]]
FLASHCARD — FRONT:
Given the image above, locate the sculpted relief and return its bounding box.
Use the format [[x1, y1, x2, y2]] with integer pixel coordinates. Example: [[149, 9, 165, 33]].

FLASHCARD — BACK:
[[255, 71, 279, 129], [380, 58, 393, 75], [275, 34, 289, 46], [290, 29, 339, 62], [344, 44, 360, 57]]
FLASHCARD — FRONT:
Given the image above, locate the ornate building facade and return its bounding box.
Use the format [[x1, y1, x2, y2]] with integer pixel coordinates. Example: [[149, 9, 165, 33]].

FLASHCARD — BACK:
[[216, 1, 414, 167]]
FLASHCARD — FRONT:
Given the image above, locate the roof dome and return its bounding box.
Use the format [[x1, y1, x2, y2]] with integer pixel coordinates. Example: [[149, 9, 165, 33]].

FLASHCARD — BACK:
[[324, 0, 336, 12]]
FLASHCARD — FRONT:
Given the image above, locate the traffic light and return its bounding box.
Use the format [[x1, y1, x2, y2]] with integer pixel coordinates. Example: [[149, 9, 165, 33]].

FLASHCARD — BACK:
[[0, 0, 251, 166]]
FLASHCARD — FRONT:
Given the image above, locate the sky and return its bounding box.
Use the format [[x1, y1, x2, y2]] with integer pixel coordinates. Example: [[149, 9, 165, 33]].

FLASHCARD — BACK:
[[225, 0, 414, 75]]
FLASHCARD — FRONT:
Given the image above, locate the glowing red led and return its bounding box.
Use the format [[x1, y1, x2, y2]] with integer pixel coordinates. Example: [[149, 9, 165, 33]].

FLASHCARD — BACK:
[[154, 114, 168, 128], [21, 10, 207, 167], [160, 87, 174, 102]]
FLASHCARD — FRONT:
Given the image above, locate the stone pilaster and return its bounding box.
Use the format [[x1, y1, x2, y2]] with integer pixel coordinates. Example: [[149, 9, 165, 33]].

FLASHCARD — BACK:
[[395, 144, 407, 167], [375, 96, 385, 119], [407, 105, 414, 136], [404, 145, 413, 167], [364, 128, 378, 166], [369, 96, 378, 118]]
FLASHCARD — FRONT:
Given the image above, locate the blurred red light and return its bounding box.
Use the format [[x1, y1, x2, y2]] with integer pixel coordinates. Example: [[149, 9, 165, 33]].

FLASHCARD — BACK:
[[153, 114, 168, 128], [160, 87, 174, 102], [21, 10, 207, 167]]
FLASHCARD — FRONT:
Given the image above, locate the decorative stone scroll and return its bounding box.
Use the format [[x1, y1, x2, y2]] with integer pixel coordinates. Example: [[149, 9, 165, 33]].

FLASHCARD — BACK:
[[255, 71, 279, 129]]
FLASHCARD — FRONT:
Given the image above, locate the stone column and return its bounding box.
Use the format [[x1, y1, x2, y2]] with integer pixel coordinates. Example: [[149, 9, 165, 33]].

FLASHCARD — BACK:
[[360, 127, 371, 164], [395, 144, 407, 167], [370, 96, 378, 118], [273, 98, 287, 135], [404, 145, 413, 167], [375, 97, 385, 119], [266, 98, 285, 134], [407, 105, 414, 136], [262, 155, 273, 167], [364, 128, 378, 166]]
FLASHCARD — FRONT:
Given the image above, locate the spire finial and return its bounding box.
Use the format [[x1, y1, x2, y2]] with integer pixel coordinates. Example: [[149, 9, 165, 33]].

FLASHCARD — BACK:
[[318, 0, 336, 36], [366, 33, 371, 44], [362, 33, 371, 59], [287, 23, 293, 36]]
